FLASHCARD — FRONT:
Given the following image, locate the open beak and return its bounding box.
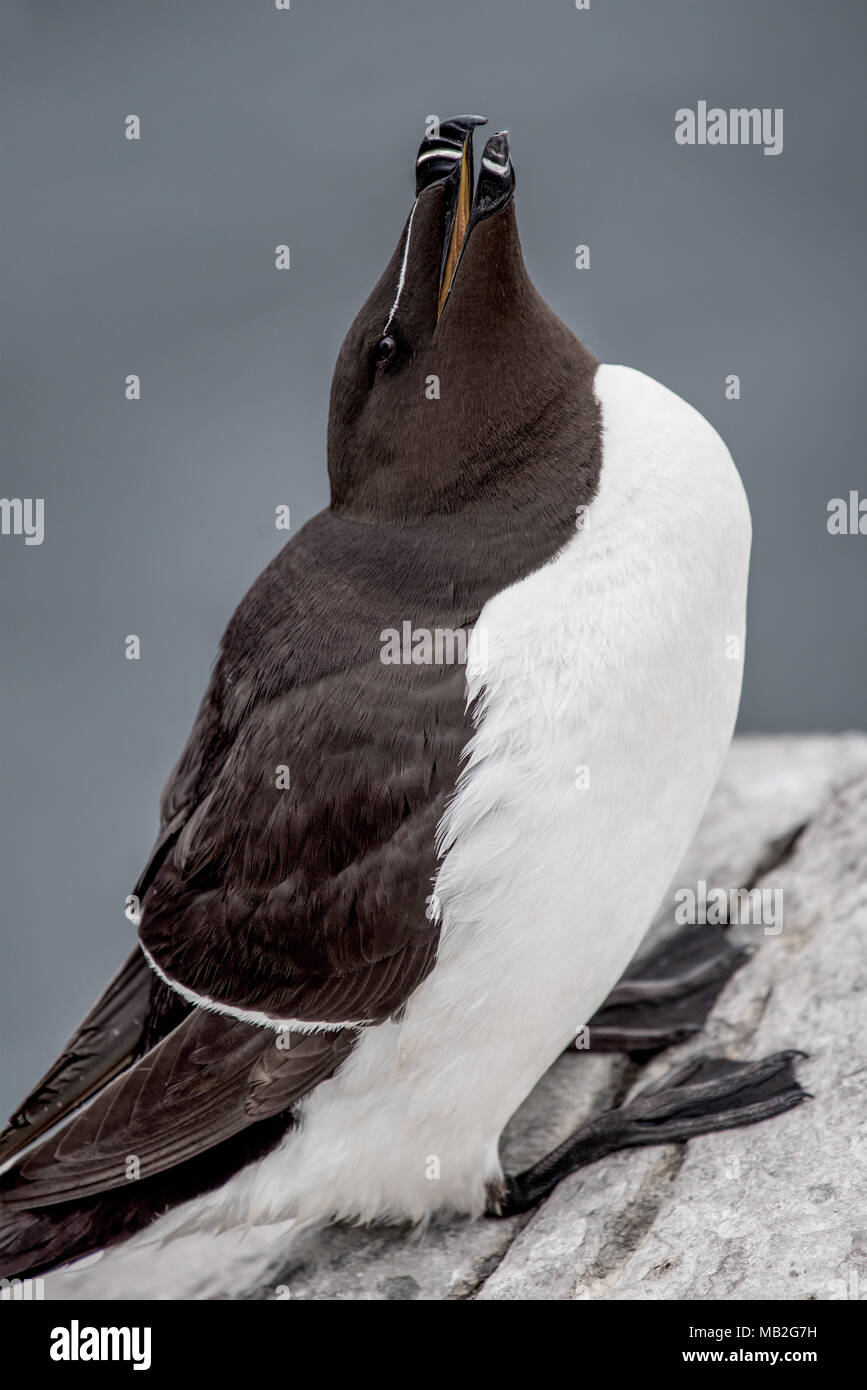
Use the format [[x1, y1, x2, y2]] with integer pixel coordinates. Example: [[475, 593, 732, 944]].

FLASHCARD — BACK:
[[437, 133, 474, 319], [415, 115, 516, 321]]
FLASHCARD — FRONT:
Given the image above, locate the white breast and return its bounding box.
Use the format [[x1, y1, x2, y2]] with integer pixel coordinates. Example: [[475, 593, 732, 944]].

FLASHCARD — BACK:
[[111, 362, 753, 1251]]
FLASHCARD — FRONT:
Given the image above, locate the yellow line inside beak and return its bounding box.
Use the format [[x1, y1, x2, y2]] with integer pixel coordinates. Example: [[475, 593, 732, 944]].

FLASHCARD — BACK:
[[437, 140, 472, 320]]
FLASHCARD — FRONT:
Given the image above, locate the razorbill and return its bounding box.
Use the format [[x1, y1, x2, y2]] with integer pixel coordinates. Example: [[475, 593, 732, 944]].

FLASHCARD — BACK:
[[0, 116, 806, 1293]]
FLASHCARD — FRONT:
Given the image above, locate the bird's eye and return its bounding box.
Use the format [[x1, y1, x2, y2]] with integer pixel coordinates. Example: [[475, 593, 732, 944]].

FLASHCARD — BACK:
[[374, 335, 397, 364]]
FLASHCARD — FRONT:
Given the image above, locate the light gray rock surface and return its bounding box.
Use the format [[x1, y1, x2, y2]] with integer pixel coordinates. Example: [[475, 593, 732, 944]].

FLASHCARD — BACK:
[[265, 733, 867, 1301]]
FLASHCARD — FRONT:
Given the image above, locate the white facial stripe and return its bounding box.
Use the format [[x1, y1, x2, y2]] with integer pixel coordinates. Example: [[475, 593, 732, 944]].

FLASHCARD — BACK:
[[383, 196, 418, 334], [482, 156, 509, 175]]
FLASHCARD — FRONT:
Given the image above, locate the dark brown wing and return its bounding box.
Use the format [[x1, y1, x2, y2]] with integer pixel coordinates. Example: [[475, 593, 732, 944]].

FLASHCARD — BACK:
[[0, 1010, 354, 1209], [0, 817, 199, 1169], [0, 511, 470, 1197], [137, 508, 477, 1025], [0, 652, 227, 1169]]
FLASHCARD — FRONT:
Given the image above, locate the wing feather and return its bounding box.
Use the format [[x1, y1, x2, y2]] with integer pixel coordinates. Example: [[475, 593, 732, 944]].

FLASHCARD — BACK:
[[0, 949, 153, 1168], [1, 1011, 354, 1209]]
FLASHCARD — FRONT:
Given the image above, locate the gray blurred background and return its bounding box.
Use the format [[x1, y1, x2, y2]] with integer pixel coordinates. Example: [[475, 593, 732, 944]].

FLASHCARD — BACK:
[[1, 0, 864, 1117]]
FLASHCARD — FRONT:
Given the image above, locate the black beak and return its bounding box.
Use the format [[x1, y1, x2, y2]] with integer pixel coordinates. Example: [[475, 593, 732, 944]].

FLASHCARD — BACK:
[[415, 114, 487, 196], [469, 131, 516, 229], [414, 115, 516, 320]]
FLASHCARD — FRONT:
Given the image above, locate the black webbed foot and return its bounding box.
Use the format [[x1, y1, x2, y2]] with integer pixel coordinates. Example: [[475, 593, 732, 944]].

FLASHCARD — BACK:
[[490, 1049, 809, 1217], [583, 926, 751, 1055]]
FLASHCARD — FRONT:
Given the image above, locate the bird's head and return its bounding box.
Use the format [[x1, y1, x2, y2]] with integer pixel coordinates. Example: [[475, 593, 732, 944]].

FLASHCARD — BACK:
[[327, 115, 595, 519]]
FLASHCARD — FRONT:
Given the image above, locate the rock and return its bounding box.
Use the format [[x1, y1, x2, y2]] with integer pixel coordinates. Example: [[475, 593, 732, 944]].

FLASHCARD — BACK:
[[262, 733, 867, 1301]]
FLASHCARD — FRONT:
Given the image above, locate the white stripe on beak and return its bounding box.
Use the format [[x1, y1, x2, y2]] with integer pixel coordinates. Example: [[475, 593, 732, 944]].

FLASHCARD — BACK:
[[416, 148, 462, 164]]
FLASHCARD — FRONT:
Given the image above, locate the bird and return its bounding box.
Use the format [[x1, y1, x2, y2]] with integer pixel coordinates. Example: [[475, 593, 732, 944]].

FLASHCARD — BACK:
[[0, 115, 806, 1298]]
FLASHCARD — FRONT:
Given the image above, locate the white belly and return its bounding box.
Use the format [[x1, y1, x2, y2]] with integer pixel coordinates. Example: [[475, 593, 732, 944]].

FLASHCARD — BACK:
[[136, 362, 752, 1239]]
